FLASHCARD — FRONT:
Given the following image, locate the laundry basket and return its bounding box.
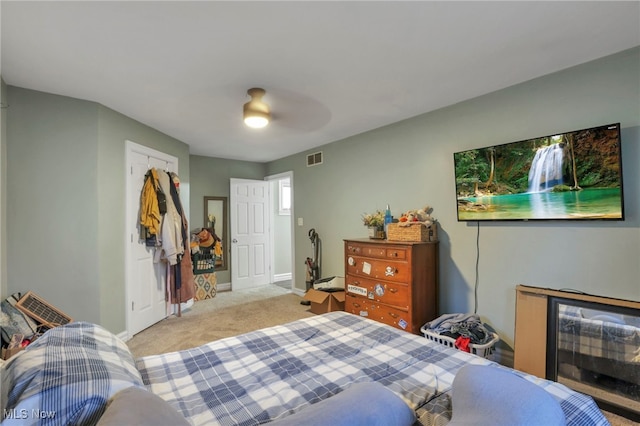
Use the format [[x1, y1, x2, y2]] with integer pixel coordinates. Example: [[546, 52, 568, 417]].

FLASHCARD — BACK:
[[420, 326, 500, 358], [192, 249, 215, 275]]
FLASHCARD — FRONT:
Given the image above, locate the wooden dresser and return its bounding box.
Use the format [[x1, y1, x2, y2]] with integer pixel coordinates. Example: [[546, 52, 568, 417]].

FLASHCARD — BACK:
[[343, 238, 438, 334]]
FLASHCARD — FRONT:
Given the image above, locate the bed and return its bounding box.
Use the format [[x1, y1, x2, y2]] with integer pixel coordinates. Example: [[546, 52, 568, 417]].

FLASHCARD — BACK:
[[2, 311, 608, 425]]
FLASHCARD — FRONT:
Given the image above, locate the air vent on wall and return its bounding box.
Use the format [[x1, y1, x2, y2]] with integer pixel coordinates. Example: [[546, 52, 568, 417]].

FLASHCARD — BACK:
[[306, 151, 323, 167]]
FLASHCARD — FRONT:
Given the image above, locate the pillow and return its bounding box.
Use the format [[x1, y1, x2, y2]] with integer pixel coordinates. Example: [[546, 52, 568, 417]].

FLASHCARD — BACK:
[[270, 381, 415, 426], [2, 322, 144, 426], [97, 386, 190, 426], [448, 365, 565, 426]]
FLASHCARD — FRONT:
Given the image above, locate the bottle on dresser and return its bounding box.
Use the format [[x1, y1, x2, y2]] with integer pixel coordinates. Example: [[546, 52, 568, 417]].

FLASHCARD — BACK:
[[384, 204, 392, 237]]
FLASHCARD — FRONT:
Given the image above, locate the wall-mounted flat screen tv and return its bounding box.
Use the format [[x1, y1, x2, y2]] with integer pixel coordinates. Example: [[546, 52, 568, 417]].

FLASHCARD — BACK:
[[454, 123, 624, 221]]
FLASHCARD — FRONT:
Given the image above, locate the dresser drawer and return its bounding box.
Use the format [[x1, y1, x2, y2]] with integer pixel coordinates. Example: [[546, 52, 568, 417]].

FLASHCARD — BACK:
[[344, 294, 412, 332], [345, 242, 386, 259], [385, 248, 407, 260], [345, 242, 408, 260], [345, 274, 409, 310], [345, 256, 409, 283]]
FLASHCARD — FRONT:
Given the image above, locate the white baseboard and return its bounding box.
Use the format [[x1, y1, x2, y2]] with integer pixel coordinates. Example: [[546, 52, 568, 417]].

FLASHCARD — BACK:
[[172, 298, 194, 314], [217, 278, 294, 292], [117, 330, 130, 342], [273, 273, 292, 282]]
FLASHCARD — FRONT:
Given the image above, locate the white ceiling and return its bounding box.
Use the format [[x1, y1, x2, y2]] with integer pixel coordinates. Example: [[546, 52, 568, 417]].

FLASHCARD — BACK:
[[2, 1, 639, 163]]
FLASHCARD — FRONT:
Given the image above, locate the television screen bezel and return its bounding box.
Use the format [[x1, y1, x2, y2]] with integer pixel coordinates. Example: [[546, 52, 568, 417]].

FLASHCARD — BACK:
[[453, 123, 625, 222]]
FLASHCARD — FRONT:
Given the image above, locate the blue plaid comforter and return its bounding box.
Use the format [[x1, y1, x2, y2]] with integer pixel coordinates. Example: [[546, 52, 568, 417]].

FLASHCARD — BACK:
[[137, 312, 608, 426]]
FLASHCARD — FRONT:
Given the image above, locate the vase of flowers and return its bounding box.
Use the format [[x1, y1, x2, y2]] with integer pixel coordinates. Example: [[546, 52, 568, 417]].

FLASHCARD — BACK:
[[362, 210, 385, 239]]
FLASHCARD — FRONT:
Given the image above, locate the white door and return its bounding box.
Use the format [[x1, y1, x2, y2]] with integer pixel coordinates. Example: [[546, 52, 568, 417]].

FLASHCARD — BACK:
[[230, 178, 271, 290], [125, 141, 178, 336]]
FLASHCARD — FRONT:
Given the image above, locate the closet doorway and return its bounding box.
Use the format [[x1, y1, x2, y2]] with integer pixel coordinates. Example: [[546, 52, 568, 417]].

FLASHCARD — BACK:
[[267, 172, 294, 290], [125, 141, 178, 336]]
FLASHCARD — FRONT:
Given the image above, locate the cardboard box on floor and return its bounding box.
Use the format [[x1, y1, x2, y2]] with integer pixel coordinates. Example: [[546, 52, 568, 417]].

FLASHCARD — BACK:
[[303, 289, 345, 315], [2, 333, 26, 360], [2, 346, 24, 360]]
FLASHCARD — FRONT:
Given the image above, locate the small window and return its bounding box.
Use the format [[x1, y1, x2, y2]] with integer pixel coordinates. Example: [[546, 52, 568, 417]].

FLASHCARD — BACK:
[[279, 178, 291, 215]]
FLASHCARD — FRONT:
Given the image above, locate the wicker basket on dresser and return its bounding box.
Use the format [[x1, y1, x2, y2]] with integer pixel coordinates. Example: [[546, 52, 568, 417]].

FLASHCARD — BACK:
[[343, 238, 439, 334]]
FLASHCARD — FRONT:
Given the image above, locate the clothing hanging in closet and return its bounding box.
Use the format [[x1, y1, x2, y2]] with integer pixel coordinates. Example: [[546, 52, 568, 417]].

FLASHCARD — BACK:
[[139, 168, 162, 245], [138, 167, 194, 312]]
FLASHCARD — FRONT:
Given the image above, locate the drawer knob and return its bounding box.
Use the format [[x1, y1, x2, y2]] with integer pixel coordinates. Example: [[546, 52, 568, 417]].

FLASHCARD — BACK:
[[353, 303, 361, 308], [388, 312, 399, 318], [388, 288, 398, 294]]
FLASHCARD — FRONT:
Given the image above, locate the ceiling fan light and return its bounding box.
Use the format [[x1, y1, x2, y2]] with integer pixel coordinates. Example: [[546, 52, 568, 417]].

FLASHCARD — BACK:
[[244, 115, 269, 129], [243, 88, 271, 128]]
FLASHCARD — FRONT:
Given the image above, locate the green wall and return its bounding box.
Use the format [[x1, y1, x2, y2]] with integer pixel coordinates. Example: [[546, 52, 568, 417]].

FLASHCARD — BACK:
[[7, 87, 100, 324], [6, 86, 190, 333], [1, 78, 7, 300], [266, 47, 640, 353]]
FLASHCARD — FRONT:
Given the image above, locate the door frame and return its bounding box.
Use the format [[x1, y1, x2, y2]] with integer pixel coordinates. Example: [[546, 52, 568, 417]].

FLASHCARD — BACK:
[[124, 140, 178, 338], [265, 171, 295, 292]]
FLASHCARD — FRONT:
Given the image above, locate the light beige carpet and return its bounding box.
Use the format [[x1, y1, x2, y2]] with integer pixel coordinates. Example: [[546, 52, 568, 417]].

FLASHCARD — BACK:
[[126, 285, 635, 426], [127, 285, 314, 358]]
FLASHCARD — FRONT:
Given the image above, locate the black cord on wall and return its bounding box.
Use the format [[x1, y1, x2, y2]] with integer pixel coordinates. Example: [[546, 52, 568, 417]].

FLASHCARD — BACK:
[[474, 221, 480, 314]]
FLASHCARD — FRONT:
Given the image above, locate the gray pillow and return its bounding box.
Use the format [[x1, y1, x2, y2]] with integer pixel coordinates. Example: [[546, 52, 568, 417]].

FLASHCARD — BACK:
[[97, 386, 190, 426], [270, 381, 415, 426], [448, 364, 565, 426]]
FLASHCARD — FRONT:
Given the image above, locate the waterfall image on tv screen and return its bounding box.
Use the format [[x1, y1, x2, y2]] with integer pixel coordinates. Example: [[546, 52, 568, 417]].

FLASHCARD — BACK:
[[454, 123, 624, 221]]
